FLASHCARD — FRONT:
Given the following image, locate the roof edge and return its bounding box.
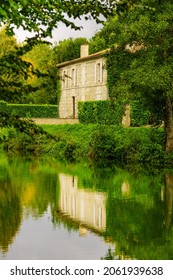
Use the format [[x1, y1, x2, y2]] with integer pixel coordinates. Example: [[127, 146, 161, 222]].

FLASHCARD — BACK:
[[56, 49, 109, 68]]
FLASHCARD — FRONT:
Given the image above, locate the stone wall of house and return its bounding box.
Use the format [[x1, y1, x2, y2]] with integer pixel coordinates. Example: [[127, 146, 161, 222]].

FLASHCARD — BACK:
[[58, 56, 108, 118]]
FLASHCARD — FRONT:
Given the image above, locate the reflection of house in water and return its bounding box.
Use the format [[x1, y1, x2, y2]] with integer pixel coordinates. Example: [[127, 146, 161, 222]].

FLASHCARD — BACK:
[[121, 181, 130, 196], [58, 174, 106, 232]]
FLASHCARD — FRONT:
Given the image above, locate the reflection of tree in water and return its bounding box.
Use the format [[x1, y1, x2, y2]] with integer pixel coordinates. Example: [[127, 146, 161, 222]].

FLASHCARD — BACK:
[[25, 171, 57, 217], [0, 159, 58, 255], [0, 166, 22, 254], [105, 172, 173, 260]]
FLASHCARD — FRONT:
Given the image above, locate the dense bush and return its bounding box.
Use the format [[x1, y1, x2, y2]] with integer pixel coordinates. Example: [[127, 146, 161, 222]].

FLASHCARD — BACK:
[[88, 126, 165, 166], [0, 101, 58, 118], [0, 123, 169, 167], [0, 126, 45, 157], [43, 124, 95, 162], [43, 124, 167, 167], [78, 100, 124, 125]]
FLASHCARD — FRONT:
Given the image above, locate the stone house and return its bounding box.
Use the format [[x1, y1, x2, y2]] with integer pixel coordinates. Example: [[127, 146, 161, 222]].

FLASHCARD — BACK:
[[57, 45, 108, 119], [57, 44, 130, 126]]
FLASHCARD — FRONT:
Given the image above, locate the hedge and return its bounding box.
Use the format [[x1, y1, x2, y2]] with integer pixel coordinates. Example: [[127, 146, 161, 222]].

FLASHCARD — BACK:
[[78, 100, 124, 125], [78, 100, 155, 126], [130, 100, 152, 127], [0, 101, 58, 118]]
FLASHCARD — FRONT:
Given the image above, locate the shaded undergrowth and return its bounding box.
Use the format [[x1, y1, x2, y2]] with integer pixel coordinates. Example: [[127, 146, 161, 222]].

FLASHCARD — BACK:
[[1, 122, 172, 167]]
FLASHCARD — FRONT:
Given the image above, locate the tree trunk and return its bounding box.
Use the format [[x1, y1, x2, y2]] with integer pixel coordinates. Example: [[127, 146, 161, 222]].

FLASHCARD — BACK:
[[164, 174, 173, 230], [165, 96, 173, 152]]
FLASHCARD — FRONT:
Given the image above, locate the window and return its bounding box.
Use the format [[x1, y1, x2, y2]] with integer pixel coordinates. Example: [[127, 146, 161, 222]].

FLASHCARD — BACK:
[[71, 68, 76, 86], [62, 70, 68, 88], [95, 62, 103, 84]]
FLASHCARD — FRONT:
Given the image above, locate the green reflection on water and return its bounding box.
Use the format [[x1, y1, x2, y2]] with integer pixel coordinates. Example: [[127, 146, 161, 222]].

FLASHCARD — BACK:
[[0, 155, 173, 259], [0, 157, 22, 254]]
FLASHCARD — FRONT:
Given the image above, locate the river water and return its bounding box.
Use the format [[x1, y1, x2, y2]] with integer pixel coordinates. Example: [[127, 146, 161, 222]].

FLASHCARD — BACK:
[[0, 155, 173, 260]]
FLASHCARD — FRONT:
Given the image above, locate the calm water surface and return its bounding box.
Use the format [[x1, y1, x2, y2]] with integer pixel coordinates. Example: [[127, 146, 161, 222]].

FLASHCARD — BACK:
[[0, 156, 173, 260]]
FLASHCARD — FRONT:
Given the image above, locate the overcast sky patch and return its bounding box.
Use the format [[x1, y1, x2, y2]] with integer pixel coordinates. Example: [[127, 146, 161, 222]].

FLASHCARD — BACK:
[[14, 17, 103, 45]]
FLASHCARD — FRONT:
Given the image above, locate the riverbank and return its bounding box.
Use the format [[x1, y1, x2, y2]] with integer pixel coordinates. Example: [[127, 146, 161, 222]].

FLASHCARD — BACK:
[[0, 123, 172, 167], [42, 124, 172, 167]]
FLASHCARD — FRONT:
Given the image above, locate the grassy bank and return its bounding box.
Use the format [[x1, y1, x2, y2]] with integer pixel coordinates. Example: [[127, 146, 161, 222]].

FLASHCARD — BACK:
[[1, 123, 172, 167]]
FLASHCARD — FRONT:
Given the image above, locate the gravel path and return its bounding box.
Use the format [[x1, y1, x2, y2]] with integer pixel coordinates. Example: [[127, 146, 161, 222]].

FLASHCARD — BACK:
[[32, 118, 79, 125]]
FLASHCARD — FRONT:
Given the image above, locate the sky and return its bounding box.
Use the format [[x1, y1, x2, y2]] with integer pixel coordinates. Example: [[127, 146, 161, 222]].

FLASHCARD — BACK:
[[14, 17, 103, 45]]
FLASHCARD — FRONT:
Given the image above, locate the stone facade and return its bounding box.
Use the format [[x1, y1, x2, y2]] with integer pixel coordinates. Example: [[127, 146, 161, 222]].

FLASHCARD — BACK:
[[57, 45, 108, 119]]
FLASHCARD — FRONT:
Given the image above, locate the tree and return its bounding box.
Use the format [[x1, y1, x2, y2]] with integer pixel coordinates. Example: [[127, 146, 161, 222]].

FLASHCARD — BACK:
[[89, 16, 118, 53], [94, 0, 173, 152], [0, 26, 32, 103], [0, 162, 22, 253], [54, 37, 88, 63], [0, 26, 17, 56], [23, 43, 59, 104], [0, 26, 46, 104], [0, 1, 116, 38]]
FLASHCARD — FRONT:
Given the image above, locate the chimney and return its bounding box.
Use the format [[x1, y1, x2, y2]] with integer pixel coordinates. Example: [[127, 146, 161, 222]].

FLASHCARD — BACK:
[[80, 44, 89, 57]]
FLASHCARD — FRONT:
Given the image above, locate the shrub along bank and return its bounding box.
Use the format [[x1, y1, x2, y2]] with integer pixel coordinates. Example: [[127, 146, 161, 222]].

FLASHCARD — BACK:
[[37, 124, 171, 166], [1, 123, 172, 166], [43, 124, 168, 166]]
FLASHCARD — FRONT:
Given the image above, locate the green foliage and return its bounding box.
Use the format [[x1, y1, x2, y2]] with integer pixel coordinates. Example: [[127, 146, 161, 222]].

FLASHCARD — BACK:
[[0, 28, 60, 105], [54, 37, 88, 63], [23, 43, 59, 104], [89, 16, 119, 53], [0, 155, 58, 252], [42, 124, 166, 167], [89, 126, 165, 166], [0, 101, 57, 118], [0, 119, 168, 167], [78, 100, 124, 125], [130, 99, 152, 126], [89, 36, 107, 54], [0, 1, 116, 38], [43, 124, 95, 162], [0, 26, 32, 102], [0, 26, 17, 57], [0, 111, 56, 157], [0, 101, 8, 111], [89, 126, 119, 165], [90, 0, 173, 150]]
